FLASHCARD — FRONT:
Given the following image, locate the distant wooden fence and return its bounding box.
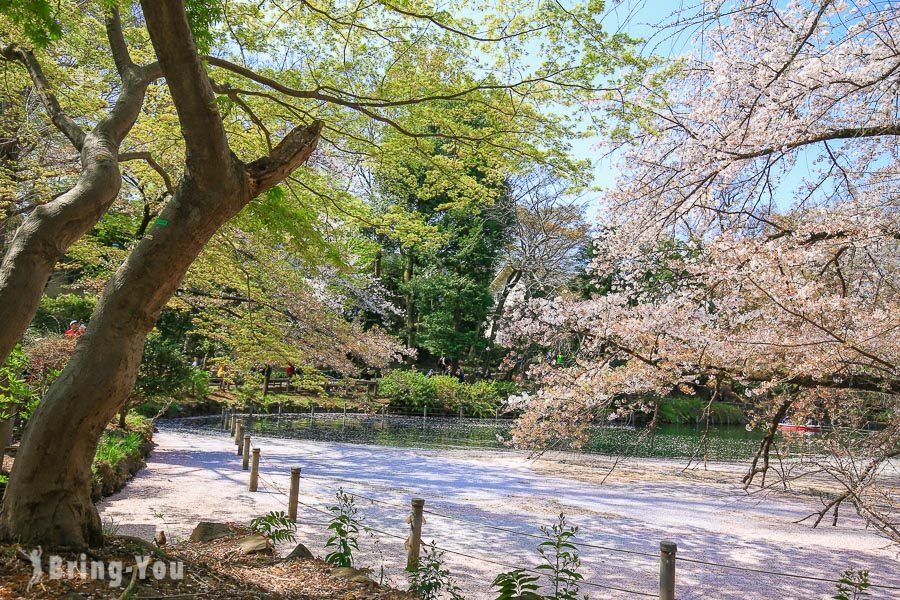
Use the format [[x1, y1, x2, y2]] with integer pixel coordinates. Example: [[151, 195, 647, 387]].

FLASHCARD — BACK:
[[210, 376, 378, 398]]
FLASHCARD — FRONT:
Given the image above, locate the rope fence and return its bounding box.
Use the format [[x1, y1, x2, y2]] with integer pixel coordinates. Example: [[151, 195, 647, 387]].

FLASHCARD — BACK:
[[219, 411, 900, 598]]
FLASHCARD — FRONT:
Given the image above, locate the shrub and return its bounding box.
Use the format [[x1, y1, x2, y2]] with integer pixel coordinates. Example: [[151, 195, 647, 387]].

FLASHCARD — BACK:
[[0, 345, 38, 422], [467, 380, 500, 417], [433, 376, 465, 411], [135, 335, 203, 399], [492, 569, 542, 600], [325, 489, 365, 567], [536, 513, 583, 600], [408, 541, 464, 600], [31, 294, 97, 333], [250, 511, 297, 549], [379, 370, 436, 413], [380, 370, 518, 415]]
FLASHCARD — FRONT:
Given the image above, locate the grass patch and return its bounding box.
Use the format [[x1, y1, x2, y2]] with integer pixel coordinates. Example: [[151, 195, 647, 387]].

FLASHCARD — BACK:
[[93, 430, 144, 467], [91, 413, 153, 499]]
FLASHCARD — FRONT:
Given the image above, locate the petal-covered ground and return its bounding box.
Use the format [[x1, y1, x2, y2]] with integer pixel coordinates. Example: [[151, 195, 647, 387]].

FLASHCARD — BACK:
[[99, 425, 900, 599]]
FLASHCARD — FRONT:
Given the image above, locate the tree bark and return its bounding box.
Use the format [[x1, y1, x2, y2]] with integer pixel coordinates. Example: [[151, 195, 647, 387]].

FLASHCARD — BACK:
[[0, 0, 321, 548], [0, 16, 161, 367], [404, 253, 416, 349]]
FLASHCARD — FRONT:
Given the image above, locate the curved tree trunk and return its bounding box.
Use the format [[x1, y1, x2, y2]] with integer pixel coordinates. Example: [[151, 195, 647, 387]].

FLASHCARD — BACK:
[[0, 17, 160, 367], [0, 132, 122, 361], [0, 0, 321, 548], [0, 175, 246, 546]]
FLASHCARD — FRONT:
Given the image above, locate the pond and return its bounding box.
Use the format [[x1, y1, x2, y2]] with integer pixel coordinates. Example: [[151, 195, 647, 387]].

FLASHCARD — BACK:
[[178, 412, 770, 461]]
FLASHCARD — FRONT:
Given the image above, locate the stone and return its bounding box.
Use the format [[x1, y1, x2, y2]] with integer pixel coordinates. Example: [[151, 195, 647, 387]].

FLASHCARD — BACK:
[[285, 542, 314, 560], [188, 521, 230, 543], [237, 533, 269, 554], [155, 530, 167, 547]]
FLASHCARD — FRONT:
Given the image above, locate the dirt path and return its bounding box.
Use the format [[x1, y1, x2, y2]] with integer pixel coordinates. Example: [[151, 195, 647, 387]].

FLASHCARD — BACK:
[[98, 425, 900, 599]]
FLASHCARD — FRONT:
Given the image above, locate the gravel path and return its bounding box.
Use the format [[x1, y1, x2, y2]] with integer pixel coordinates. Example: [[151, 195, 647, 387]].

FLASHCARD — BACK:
[[98, 424, 900, 599]]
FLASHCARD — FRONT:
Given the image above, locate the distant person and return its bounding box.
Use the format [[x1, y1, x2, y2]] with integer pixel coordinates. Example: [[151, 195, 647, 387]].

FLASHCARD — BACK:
[[426, 368, 435, 377], [556, 353, 564, 366], [191, 356, 199, 368], [217, 363, 227, 390], [456, 369, 465, 384], [64, 320, 79, 338], [285, 362, 295, 391], [76, 323, 86, 336]]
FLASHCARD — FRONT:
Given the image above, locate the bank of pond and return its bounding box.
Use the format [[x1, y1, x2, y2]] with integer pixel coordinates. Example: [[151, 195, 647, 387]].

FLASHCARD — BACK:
[[175, 412, 777, 461]]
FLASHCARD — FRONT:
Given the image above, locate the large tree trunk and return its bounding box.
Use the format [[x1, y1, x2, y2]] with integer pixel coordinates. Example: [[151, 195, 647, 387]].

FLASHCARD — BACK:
[[0, 0, 321, 548], [0, 133, 121, 360], [0, 18, 159, 367], [404, 253, 416, 349], [0, 175, 245, 546]]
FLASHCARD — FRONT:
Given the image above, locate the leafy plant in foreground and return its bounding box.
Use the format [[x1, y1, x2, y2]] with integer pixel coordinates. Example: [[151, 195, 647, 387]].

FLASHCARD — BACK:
[[492, 568, 543, 600], [408, 541, 464, 600], [250, 511, 297, 549], [833, 569, 871, 600], [325, 488, 363, 567], [536, 513, 585, 600]]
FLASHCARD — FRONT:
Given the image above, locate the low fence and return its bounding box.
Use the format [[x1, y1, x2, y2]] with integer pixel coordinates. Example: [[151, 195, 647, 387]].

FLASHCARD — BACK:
[[217, 410, 900, 598], [210, 376, 377, 397]]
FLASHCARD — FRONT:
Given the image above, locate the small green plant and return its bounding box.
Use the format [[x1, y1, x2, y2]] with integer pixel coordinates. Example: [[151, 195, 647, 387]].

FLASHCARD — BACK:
[[833, 569, 871, 600], [101, 517, 121, 536], [325, 489, 364, 567], [493, 569, 543, 600], [537, 513, 584, 600], [250, 510, 297, 548], [408, 541, 463, 600]]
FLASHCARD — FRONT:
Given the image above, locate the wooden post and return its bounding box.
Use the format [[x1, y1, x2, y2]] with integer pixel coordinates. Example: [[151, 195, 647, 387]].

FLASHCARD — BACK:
[[249, 448, 260, 491], [343, 397, 347, 426], [229, 412, 236, 436], [220, 407, 227, 429], [242, 435, 251, 469], [288, 467, 301, 522], [659, 541, 676, 600], [381, 405, 386, 429], [406, 498, 425, 571], [235, 422, 243, 455]]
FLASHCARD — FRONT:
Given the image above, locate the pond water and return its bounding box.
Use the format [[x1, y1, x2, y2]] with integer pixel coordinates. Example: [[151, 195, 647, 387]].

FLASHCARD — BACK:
[[181, 413, 770, 461]]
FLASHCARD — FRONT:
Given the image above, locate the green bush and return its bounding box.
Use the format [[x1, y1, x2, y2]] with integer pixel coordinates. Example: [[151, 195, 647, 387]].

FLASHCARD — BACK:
[[433, 375, 465, 410], [380, 370, 517, 416], [379, 370, 436, 413], [136, 335, 206, 400], [467, 380, 500, 417], [32, 294, 97, 333]]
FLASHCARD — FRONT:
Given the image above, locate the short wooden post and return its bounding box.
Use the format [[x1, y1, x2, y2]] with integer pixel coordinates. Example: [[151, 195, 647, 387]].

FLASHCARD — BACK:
[[249, 448, 260, 491], [242, 435, 251, 469], [381, 405, 386, 429], [220, 407, 227, 429], [343, 398, 347, 426], [229, 412, 236, 436], [406, 497, 425, 571], [234, 422, 243, 455], [288, 467, 301, 522], [659, 541, 677, 600]]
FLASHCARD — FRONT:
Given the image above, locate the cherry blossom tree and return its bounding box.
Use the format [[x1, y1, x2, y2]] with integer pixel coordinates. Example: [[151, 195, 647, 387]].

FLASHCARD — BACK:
[[502, 0, 899, 541]]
